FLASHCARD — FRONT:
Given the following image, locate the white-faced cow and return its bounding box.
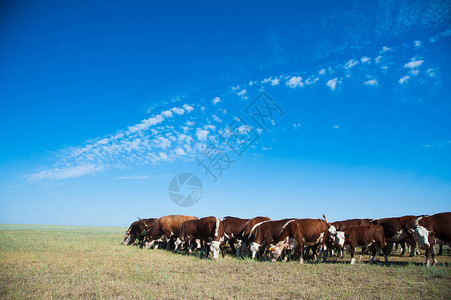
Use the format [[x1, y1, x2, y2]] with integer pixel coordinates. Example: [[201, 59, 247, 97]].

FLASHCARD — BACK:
[[370, 215, 418, 256], [196, 216, 225, 260], [221, 216, 250, 257], [247, 219, 295, 260], [269, 218, 329, 263], [409, 212, 451, 266], [144, 215, 198, 250], [174, 219, 201, 253], [334, 225, 389, 264], [123, 218, 156, 246], [326, 218, 372, 258], [237, 216, 271, 257]]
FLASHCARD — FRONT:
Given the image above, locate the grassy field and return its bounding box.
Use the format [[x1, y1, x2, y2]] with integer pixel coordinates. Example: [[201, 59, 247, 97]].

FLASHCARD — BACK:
[[0, 224, 450, 299]]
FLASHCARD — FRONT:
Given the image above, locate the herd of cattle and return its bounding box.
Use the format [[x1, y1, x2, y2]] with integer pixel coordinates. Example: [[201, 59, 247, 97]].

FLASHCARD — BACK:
[[123, 212, 450, 266]]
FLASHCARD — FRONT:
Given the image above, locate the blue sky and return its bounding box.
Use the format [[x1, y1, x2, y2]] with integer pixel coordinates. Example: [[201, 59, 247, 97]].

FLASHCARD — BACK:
[[1, 0, 450, 226]]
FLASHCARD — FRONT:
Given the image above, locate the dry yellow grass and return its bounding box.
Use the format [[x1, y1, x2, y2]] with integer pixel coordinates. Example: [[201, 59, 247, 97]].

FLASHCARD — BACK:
[[0, 224, 450, 299]]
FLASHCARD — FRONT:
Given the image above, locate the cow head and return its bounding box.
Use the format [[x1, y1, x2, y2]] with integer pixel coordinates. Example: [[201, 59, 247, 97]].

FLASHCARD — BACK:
[[409, 226, 432, 249], [327, 225, 337, 242], [268, 238, 289, 261], [335, 231, 345, 248], [408, 217, 433, 249], [123, 234, 135, 245], [249, 242, 262, 259], [209, 241, 221, 260]]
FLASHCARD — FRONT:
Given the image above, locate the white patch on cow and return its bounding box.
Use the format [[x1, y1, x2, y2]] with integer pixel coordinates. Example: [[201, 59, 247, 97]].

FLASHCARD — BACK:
[[210, 240, 220, 260], [282, 219, 295, 229], [214, 218, 220, 237], [250, 242, 261, 259], [336, 231, 345, 248], [174, 238, 182, 251], [303, 232, 325, 246], [412, 225, 430, 249], [328, 225, 337, 238], [249, 221, 270, 237], [392, 229, 407, 242], [351, 257, 356, 264]]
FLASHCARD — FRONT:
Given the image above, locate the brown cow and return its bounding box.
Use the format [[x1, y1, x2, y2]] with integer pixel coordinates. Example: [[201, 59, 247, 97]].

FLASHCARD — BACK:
[[370, 215, 418, 256], [144, 215, 197, 249], [334, 225, 389, 264], [221, 216, 250, 257], [123, 218, 156, 246], [196, 216, 225, 260], [174, 219, 200, 253], [327, 218, 372, 257], [269, 218, 329, 263], [247, 219, 295, 259], [409, 212, 451, 266], [237, 216, 271, 257]]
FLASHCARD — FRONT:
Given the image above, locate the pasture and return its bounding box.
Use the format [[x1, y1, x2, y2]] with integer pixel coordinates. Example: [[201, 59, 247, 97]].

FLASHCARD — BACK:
[[0, 224, 450, 299]]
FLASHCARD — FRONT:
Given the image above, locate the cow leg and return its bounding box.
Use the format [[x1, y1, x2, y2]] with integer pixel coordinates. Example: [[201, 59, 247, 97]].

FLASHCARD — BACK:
[[229, 238, 237, 254], [425, 246, 433, 266], [399, 240, 405, 256], [321, 243, 328, 263], [369, 244, 378, 264], [437, 244, 443, 256], [407, 236, 416, 257], [359, 247, 366, 261], [220, 241, 226, 258], [298, 241, 304, 264], [350, 246, 356, 264]]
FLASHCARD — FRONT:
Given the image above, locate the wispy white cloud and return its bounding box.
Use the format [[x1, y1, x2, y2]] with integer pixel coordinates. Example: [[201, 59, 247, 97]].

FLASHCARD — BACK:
[[27, 164, 104, 181], [327, 78, 339, 91], [414, 40, 422, 48], [183, 104, 194, 113], [344, 59, 358, 69], [380, 46, 391, 53], [262, 77, 280, 86], [426, 68, 436, 77], [171, 107, 185, 115], [212, 97, 221, 105], [318, 68, 326, 75], [361, 56, 371, 64], [399, 75, 410, 84], [285, 76, 303, 88], [404, 57, 424, 69], [363, 79, 378, 86]]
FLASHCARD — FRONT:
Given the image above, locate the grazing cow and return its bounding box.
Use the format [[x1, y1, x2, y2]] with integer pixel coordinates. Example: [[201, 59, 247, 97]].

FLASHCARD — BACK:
[[221, 216, 250, 257], [370, 215, 418, 256], [144, 215, 198, 249], [247, 219, 295, 259], [237, 216, 271, 256], [269, 218, 329, 263], [123, 218, 156, 246], [334, 225, 389, 264], [408, 212, 451, 266], [327, 218, 372, 257], [196, 216, 225, 260], [174, 219, 201, 253]]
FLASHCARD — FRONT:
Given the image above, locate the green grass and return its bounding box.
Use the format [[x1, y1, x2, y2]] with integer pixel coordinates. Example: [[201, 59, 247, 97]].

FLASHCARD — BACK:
[[1, 224, 450, 299]]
